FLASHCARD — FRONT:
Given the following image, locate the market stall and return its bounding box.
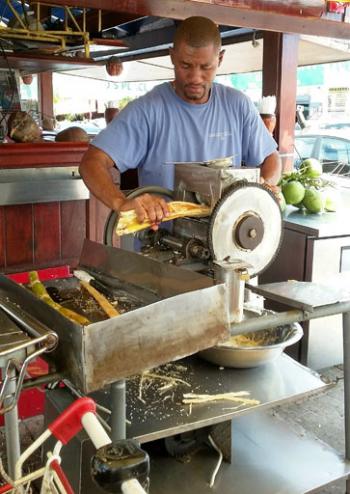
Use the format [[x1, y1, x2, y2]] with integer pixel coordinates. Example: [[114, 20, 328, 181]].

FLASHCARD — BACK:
[[1, 161, 350, 493], [1, 1, 350, 493]]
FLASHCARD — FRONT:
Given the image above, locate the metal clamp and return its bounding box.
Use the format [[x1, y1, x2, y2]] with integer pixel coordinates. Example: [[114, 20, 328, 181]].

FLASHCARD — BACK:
[[0, 343, 51, 415], [214, 260, 252, 323], [0, 299, 59, 413]]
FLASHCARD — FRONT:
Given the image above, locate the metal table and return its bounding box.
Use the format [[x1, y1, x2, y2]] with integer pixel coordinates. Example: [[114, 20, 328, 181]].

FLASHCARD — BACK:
[[261, 206, 350, 369], [9, 276, 350, 493], [148, 410, 350, 494], [142, 281, 350, 493], [44, 276, 350, 493], [136, 281, 350, 493], [283, 205, 350, 238], [45, 353, 329, 493]]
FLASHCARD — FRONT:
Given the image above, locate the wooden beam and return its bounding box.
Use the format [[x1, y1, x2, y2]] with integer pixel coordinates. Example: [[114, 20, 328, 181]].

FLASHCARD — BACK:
[[263, 32, 299, 172], [39, 0, 350, 39], [206, 0, 324, 17], [0, 53, 101, 74]]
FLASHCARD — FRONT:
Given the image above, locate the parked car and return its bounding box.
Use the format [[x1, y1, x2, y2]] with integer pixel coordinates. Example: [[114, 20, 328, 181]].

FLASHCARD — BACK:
[[294, 132, 350, 175], [320, 122, 350, 132]]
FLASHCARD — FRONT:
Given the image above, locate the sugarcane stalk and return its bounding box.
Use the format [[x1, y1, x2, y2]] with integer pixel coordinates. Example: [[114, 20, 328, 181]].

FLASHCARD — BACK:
[[79, 280, 120, 318], [28, 271, 90, 326], [116, 201, 211, 236]]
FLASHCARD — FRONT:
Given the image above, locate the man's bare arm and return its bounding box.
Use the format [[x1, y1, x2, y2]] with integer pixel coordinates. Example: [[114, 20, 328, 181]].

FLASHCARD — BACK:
[[260, 151, 282, 187], [79, 145, 125, 211], [79, 145, 169, 225]]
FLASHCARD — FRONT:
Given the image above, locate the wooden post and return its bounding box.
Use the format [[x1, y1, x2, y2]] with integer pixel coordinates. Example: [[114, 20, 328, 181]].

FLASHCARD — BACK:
[[38, 72, 55, 130], [262, 32, 299, 172]]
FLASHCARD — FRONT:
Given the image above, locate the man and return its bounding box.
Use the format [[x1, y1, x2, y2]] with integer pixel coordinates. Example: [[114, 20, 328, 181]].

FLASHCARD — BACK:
[[79, 16, 281, 228], [257, 95, 277, 135]]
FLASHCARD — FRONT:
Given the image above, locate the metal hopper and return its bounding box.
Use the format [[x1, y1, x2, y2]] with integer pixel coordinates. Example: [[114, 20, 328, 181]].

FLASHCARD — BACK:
[[0, 240, 229, 393]]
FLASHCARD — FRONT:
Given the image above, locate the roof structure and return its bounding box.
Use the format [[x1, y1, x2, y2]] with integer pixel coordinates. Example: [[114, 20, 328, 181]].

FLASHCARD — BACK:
[[1, 0, 350, 74], [60, 35, 350, 83]]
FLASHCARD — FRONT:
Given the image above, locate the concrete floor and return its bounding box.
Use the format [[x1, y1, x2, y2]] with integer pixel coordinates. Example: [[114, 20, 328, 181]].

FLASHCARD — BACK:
[[0, 363, 347, 493], [275, 364, 347, 494]]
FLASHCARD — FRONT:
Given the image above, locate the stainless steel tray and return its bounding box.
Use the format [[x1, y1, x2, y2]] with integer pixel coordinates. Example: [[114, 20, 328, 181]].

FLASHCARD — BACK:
[[0, 240, 229, 393]]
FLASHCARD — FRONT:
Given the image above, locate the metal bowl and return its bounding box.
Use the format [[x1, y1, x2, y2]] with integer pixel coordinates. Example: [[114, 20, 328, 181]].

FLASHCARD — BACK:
[[198, 313, 303, 368]]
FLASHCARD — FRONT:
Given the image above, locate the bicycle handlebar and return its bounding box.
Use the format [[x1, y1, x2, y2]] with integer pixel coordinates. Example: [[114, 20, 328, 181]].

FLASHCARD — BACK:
[[81, 411, 111, 449], [49, 396, 97, 445], [121, 478, 148, 494], [8, 396, 148, 494]]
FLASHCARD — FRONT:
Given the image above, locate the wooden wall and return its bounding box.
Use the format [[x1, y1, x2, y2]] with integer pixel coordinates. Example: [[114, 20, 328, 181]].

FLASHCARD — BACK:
[[0, 142, 117, 273], [0, 201, 86, 273]]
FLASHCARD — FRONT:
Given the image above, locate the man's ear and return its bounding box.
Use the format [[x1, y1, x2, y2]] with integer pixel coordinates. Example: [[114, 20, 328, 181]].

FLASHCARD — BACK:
[[169, 47, 175, 64], [218, 49, 225, 66]]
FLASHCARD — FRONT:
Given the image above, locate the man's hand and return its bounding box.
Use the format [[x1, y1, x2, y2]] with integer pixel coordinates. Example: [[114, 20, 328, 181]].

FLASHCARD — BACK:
[[119, 193, 170, 230], [260, 151, 282, 187], [80, 147, 169, 230], [259, 176, 280, 195]]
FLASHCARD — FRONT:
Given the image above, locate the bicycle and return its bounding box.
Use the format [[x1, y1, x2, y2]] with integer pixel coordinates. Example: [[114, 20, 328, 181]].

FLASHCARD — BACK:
[[0, 396, 149, 494]]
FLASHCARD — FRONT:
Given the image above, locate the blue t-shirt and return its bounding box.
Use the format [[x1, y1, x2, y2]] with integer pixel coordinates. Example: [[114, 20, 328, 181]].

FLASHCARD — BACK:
[[92, 82, 277, 190]]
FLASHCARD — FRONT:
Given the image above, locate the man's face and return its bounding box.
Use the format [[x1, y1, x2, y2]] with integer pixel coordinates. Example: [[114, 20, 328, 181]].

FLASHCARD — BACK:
[[170, 41, 224, 104]]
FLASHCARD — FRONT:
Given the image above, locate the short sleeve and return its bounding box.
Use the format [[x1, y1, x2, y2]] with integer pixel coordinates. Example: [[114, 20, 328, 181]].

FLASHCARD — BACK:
[[91, 99, 150, 173]]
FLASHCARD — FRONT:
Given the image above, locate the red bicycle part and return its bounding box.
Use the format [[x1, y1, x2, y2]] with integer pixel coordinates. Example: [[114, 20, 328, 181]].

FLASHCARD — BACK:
[[50, 459, 75, 494], [0, 483, 12, 493], [49, 397, 96, 444]]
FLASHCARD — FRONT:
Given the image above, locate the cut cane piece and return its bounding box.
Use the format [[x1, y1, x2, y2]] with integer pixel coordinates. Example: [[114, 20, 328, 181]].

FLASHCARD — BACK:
[[79, 280, 120, 318], [116, 201, 211, 236], [182, 392, 260, 406], [28, 271, 90, 326]]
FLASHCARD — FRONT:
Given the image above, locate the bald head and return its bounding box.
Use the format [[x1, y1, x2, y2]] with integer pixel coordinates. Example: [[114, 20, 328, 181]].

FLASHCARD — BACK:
[[173, 17, 221, 52], [170, 16, 223, 105]]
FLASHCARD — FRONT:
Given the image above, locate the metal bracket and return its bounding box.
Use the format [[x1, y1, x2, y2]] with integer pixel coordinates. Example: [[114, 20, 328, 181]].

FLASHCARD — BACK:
[[0, 345, 52, 415]]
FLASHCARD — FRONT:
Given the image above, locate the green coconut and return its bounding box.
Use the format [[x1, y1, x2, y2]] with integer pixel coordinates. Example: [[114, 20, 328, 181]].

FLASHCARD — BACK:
[[302, 187, 325, 214], [299, 158, 323, 178], [282, 181, 305, 205]]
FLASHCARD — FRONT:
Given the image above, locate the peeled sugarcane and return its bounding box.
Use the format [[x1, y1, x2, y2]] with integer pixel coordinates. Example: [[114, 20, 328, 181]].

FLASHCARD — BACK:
[[79, 280, 120, 318], [28, 271, 90, 326], [182, 392, 260, 406], [116, 201, 211, 236]]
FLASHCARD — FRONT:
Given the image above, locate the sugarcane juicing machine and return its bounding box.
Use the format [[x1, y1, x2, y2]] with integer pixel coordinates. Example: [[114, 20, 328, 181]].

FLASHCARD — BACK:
[[106, 160, 283, 322]]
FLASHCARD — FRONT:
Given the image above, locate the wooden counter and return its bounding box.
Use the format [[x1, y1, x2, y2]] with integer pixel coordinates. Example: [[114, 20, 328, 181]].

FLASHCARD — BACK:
[[0, 142, 118, 273]]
